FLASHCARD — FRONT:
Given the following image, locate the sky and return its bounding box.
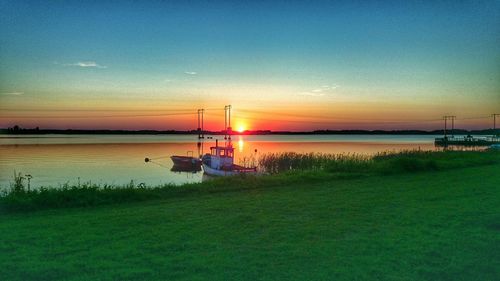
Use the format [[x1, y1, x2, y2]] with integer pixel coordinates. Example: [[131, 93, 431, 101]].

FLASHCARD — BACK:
[[1, 0, 499, 131]]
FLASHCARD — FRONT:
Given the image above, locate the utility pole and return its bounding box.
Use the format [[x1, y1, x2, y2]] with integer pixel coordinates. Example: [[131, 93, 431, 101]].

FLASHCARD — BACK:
[[224, 105, 228, 140], [443, 116, 448, 138], [197, 109, 205, 139], [442, 116, 456, 138], [449, 116, 456, 137], [493, 114, 500, 136], [227, 105, 232, 140], [201, 109, 204, 139], [197, 109, 202, 139], [224, 105, 232, 141]]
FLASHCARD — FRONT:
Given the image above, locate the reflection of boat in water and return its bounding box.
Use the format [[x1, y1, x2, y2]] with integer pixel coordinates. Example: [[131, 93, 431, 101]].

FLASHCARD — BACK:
[[202, 140, 257, 176], [170, 163, 202, 173]]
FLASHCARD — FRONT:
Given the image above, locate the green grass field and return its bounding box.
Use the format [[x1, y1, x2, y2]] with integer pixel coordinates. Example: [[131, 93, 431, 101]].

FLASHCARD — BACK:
[[1, 156, 499, 280]]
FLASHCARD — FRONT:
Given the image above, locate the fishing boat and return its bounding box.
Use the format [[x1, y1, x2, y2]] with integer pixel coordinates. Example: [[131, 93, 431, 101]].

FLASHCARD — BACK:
[[202, 140, 257, 176], [170, 151, 201, 169]]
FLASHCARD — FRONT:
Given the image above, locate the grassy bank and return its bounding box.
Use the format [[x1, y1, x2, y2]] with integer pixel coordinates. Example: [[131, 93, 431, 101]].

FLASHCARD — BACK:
[[2, 150, 499, 212], [1, 159, 499, 280]]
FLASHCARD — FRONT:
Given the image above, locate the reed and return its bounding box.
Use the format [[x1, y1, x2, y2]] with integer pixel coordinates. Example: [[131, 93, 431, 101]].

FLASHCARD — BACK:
[[258, 152, 370, 173], [258, 149, 500, 174], [11, 171, 25, 192]]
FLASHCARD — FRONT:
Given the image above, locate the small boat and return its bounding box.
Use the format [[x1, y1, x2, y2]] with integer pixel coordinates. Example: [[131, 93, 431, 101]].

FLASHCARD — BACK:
[[170, 151, 201, 169], [202, 140, 257, 176]]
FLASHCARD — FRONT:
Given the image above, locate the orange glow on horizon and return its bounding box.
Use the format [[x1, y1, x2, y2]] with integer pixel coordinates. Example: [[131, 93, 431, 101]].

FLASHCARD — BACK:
[[0, 100, 496, 131]]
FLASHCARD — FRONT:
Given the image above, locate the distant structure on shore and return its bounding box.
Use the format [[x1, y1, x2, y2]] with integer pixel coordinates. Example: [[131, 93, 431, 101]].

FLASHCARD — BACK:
[[434, 113, 500, 146]]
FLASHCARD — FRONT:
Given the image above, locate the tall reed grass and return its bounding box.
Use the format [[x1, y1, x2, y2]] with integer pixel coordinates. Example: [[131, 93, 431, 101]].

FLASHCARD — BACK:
[[258, 149, 500, 174], [258, 152, 372, 173]]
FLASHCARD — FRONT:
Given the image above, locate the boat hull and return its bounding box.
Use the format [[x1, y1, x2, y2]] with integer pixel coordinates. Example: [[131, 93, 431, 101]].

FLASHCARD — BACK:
[[202, 163, 256, 176], [171, 156, 201, 168]]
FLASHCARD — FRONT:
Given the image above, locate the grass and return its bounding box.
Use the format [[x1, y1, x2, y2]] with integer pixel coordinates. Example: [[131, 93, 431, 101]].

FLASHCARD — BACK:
[[0, 160, 499, 280], [2, 150, 499, 212]]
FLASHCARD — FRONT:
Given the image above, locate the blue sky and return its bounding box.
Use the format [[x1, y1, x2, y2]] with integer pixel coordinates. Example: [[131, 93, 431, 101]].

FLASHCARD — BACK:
[[1, 0, 499, 130]]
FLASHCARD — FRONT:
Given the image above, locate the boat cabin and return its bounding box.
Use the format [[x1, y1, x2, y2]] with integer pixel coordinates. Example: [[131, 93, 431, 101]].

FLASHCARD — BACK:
[[207, 145, 234, 170]]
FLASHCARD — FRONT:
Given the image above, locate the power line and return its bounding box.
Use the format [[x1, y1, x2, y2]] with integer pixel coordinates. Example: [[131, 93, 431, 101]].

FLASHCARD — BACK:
[[236, 109, 444, 122], [230, 114, 443, 125], [456, 115, 490, 120], [0, 112, 196, 119], [0, 108, 197, 112]]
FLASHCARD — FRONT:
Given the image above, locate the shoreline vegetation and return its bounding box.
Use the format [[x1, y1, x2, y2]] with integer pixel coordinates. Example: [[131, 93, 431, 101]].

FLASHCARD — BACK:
[[1, 150, 498, 213], [1, 126, 499, 135]]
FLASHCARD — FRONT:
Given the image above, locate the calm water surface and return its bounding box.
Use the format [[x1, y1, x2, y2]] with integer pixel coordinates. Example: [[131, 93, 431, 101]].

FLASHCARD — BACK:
[[0, 134, 441, 189]]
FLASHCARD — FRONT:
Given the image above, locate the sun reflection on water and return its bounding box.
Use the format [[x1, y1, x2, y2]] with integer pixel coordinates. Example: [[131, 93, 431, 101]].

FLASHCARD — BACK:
[[238, 136, 244, 152]]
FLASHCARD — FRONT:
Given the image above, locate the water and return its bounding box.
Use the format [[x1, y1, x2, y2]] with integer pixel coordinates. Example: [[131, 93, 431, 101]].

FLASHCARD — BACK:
[[0, 134, 441, 189]]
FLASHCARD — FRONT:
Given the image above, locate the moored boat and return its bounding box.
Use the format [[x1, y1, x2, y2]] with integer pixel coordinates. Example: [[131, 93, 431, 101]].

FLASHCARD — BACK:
[[201, 140, 256, 176], [170, 151, 201, 168]]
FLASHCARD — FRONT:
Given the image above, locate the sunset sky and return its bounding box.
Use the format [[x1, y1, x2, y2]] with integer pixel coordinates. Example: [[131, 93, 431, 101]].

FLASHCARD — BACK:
[[1, 0, 499, 131]]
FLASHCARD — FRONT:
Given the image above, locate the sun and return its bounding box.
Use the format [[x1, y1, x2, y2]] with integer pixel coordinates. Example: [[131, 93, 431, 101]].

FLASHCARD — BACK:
[[236, 124, 246, 133]]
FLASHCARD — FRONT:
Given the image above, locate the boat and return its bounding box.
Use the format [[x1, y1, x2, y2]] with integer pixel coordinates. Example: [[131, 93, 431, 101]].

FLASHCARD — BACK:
[[435, 135, 500, 146], [202, 140, 257, 176], [170, 151, 201, 169]]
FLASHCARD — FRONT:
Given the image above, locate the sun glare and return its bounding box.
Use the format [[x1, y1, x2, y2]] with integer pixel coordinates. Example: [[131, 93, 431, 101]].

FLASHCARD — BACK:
[[236, 124, 246, 133]]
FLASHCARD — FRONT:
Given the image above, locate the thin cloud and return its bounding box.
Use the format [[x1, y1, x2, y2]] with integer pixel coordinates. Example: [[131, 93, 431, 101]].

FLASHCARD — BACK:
[[299, 92, 326, 97], [184, 71, 197, 75], [1, 92, 24, 96], [314, 85, 338, 93], [57, 61, 107, 69], [299, 84, 339, 97]]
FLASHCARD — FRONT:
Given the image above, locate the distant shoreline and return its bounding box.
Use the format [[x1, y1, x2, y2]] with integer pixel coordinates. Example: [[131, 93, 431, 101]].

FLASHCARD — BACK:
[[1, 128, 497, 135]]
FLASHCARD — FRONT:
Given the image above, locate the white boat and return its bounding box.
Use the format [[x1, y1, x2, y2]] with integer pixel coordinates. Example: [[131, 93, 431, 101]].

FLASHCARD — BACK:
[[202, 140, 257, 176]]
